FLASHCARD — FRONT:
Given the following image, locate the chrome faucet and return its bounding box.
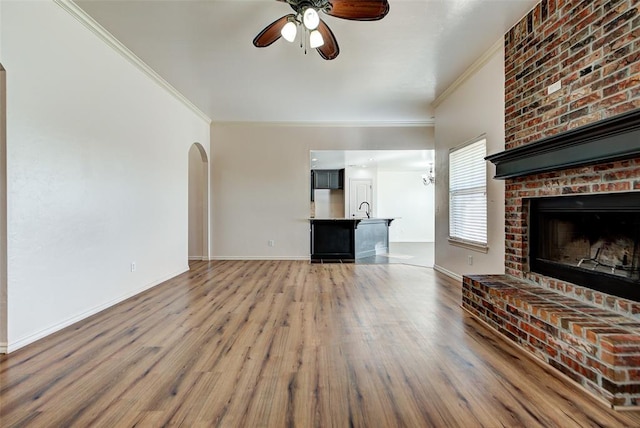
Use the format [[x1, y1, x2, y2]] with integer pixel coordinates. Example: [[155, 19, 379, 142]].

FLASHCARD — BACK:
[[358, 201, 371, 218]]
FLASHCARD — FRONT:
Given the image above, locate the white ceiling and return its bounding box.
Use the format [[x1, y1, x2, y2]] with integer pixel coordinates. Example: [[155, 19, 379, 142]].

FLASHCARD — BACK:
[[74, 0, 537, 124]]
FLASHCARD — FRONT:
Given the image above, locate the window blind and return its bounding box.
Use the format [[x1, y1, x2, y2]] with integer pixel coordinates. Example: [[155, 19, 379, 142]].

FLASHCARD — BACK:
[[449, 138, 487, 246]]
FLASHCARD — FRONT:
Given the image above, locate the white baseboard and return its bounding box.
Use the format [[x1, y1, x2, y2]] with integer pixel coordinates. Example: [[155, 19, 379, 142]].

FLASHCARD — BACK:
[[0, 342, 6, 354], [188, 256, 207, 261], [6, 266, 189, 353], [209, 256, 310, 261], [433, 264, 463, 281]]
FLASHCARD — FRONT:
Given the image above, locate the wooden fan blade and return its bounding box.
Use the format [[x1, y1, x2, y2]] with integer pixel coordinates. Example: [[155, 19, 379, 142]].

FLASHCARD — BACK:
[[316, 19, 339, 60], [326, 0, 389, 21], [253, 14, 294, 48]]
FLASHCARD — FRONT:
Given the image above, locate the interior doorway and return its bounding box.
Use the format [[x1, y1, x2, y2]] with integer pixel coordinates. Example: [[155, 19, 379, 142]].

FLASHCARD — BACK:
[[310, 149, 435, 268], [188, 143, 209, 262], [349, 178, 372, 218], [310, 149, 435, 238], [0, 64, 7, 352]]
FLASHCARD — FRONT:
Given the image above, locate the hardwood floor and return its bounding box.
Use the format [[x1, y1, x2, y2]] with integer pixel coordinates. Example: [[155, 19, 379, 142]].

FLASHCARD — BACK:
[[2, 260, 640, 427], [357, 242, 434, 267]]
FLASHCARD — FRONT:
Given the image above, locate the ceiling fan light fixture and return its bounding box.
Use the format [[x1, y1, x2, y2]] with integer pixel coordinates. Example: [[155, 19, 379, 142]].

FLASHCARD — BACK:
[[309, 29, 324, 48], [303, 7, 320, 30], [254, 0, 390, 60], [281, 21, 297, 42]]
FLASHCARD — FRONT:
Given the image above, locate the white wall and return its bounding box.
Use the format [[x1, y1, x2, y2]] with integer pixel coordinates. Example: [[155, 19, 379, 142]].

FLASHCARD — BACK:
[[313, 189, 344, 218], [433, 43, 505, 278], [377, 170, 434, 242], [2, 1, 210, 351], [210, 125, 433, 259]]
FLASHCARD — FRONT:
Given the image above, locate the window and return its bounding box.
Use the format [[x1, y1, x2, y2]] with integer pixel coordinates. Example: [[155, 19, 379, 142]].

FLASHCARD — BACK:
[[449, 138, 487, 248]]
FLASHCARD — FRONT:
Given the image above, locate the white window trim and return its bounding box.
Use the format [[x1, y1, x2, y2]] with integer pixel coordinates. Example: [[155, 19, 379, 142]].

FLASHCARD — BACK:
[[448, 237, 489, 253]]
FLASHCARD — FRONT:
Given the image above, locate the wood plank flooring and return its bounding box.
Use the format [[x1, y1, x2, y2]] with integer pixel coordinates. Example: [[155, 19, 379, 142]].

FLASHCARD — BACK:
[[2, 260, 640, 427]]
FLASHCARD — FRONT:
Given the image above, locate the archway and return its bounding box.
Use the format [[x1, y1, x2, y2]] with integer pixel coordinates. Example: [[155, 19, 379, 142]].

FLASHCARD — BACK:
[[188, 143, 209, 262], [0, 64, 7, 353]]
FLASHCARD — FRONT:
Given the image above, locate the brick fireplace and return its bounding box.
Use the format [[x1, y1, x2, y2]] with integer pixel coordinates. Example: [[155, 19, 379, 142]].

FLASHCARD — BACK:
[[502, 0, 640, 315], [462, 0, 640, 408], [489, 109, 640, 314], [467, 110, 640, 408]]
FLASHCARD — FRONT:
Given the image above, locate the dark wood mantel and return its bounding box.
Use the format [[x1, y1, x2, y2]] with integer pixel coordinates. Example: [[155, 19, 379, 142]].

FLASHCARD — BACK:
[[486, 109, 640, 179]]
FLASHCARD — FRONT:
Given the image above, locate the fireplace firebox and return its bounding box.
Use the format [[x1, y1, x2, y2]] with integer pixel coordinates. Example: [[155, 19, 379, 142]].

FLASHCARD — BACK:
[[529, 192, 640, 302]]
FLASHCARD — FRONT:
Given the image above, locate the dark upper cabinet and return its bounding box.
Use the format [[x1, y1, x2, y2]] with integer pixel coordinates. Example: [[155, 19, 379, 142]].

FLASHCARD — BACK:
[[312, 169, 344, 190]]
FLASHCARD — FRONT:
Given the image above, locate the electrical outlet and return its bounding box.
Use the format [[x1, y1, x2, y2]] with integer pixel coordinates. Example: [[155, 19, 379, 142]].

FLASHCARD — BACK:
[[131, 262, 136, 272], [547, 80, 562, 95], [467, 255, 473, 266], [268, 240, 275, 247]]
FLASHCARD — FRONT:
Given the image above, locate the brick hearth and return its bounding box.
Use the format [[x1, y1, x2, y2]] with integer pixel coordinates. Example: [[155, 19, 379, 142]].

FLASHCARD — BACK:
[[463, 275, 640, 407]]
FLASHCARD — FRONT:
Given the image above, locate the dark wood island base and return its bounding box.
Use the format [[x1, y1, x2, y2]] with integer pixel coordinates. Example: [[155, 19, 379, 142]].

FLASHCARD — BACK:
[[309, 218, 394, 262]]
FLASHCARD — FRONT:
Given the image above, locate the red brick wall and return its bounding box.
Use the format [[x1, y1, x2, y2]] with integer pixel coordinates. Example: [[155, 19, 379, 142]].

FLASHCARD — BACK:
[[505, 0, 640, 150], [504, 0, 640, 313]]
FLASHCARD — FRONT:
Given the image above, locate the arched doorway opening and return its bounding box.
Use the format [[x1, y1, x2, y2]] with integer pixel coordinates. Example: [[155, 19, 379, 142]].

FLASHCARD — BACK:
[[0, 64, 7, 353], [188, 143, 209, 262]]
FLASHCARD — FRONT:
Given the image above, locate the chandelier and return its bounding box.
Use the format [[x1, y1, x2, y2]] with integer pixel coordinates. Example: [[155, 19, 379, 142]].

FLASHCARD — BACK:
[[422, 164, 435, 186]]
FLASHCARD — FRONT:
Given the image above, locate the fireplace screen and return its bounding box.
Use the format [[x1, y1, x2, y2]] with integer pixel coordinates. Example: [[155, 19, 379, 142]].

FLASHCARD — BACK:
[[529, 192, 640, 301]]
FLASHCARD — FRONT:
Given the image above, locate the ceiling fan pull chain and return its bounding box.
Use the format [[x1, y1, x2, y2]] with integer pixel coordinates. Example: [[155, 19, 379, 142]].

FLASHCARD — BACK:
[[304, 27, 308, 55], [300, 22, 303, 49]]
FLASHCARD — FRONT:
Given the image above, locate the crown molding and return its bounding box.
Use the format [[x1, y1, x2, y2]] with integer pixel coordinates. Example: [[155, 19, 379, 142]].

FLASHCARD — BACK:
[[432, 38, 504, 110], [53, 0, 211, 124], [212, 119, 435, 128]]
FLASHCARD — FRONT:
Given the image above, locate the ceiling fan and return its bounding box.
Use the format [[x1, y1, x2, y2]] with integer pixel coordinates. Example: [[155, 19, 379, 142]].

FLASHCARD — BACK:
[[253, 0, 390, 60]]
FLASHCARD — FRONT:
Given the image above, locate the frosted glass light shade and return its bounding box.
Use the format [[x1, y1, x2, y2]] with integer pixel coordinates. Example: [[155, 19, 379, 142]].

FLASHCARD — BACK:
[[309, 30, 324, 48], [281, 21, 297, 42], [303, 8, 320, 30]]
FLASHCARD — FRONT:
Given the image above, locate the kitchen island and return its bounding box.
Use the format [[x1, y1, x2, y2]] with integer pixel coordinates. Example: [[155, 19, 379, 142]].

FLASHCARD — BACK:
[[309, 218, 395, 262]]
